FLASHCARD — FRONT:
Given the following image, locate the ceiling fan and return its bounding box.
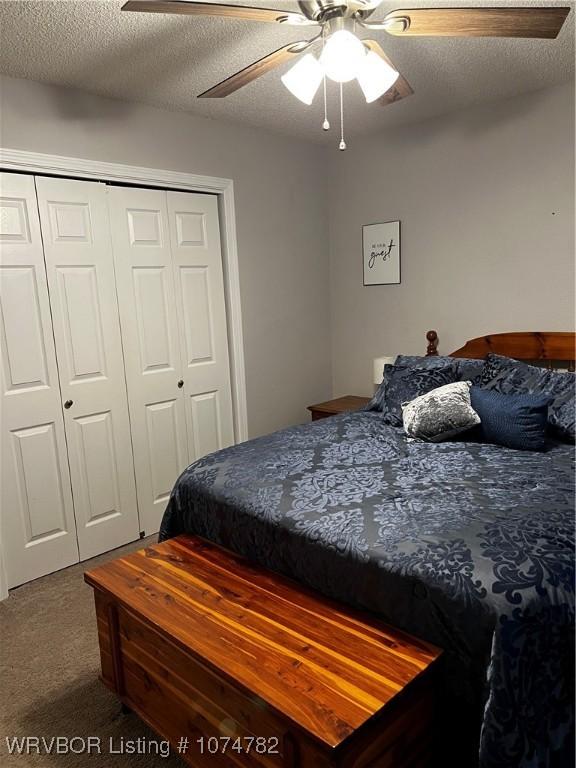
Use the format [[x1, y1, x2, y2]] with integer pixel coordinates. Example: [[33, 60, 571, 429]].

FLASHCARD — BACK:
[[122, 2, 571, 148]]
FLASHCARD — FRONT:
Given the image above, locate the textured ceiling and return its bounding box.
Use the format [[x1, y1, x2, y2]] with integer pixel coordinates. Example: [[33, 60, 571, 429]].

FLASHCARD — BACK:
[[0, 0, 574, 143]]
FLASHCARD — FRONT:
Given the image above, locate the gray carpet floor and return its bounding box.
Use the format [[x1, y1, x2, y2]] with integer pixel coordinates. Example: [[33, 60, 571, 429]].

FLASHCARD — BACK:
[[0, 537, 185, 767]]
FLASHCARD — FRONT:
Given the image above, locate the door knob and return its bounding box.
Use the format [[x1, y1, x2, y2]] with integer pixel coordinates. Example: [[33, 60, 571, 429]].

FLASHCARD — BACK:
[[177, 380, 184, 389], [64, 400, 73, 409]]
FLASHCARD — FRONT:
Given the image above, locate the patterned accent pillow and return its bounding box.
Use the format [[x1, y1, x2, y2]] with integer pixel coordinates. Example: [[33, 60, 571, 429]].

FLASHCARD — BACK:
[[369, 355, 399, 410], [470, 387, 552, 452], [480, 354, 575, 441], [402, 381, 480, 442], [396, 355, 485, 384], [370, 363, 459, 426]]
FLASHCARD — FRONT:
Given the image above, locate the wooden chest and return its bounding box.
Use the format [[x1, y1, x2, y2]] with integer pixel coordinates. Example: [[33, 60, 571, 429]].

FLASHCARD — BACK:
[[85, 535, 441, 768]]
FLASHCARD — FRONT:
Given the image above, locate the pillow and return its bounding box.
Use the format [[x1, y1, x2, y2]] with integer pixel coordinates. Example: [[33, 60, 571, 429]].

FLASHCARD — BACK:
[[470, 387, 552, 452], [396, 355, 485, 384], [402, 381, 480, 442], [375, 363, 459, 425], [480, 353, 575, 441], [368, 355, 483, 415]]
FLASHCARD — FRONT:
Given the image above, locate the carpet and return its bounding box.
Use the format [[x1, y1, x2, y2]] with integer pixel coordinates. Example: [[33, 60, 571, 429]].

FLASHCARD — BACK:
[[0, 537, 185, 767]]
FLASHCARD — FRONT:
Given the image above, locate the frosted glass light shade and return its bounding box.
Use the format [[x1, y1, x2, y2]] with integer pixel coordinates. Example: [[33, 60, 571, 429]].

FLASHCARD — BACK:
[[373, 356, 397, 385], [357, 51, 399, 103], [281, 54, 323, 105], [320, 30, 366, 83]]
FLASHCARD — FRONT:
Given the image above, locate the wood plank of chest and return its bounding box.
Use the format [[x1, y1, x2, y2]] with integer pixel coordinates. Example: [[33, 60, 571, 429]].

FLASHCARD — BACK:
[[118, 557, 400, 703], [86, 536, 440, 749], [145, 537, 433, 678], [99, 559, 378, 741]]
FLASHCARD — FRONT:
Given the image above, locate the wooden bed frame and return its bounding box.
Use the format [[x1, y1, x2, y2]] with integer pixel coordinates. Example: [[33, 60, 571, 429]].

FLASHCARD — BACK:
[[425, 329, 576, 369]]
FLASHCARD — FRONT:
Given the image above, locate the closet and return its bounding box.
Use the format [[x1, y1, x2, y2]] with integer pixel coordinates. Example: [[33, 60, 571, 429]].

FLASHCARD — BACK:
[[0, 171, 234, 588]]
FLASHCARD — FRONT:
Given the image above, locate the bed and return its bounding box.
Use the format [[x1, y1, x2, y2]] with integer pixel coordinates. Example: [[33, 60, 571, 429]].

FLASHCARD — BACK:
[[160, 331, 575, 768]]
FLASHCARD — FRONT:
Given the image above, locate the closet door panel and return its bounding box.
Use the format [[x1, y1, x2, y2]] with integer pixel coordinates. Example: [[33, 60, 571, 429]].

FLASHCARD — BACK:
[[167, 192, 234, 463], [36, 177, 139, 560], [108, 187, 188, 536], [188, 390, 222, 459], [0, 172, 79, 587]]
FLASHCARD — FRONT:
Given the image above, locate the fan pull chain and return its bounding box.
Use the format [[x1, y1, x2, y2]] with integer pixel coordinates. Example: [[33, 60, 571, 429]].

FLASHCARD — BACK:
[[339, 82, 346, 151], [322, 75, 330, 131], [321, 30, 329, 131]]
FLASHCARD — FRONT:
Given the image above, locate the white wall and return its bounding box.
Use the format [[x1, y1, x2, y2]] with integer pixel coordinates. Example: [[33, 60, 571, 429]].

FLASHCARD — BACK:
[[1, 76, 574, 417], [0, 75, 332, 438], [328, 82, 575, 397]]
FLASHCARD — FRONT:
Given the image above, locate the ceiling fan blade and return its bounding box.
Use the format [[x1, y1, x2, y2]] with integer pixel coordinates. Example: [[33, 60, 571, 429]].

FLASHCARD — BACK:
[[363, 40, 414, 106], [198, 41, 311, 98], [383, 7, 571, 39], [121, 1, 316, 26]]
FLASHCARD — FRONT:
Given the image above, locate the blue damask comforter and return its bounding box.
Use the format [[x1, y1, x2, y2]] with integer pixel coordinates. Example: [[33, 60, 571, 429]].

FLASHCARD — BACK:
[[160, 411, 575, 768]]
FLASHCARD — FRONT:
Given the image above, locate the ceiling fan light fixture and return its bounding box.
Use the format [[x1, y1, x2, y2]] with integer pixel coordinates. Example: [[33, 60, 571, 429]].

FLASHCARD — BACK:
[[281, 53, 324, 104], [356, 50, 399, 103], [320, 29, 366, 83]]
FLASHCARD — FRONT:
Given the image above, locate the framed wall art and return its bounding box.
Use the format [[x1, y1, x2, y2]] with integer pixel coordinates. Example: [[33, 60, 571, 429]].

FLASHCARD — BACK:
[[362, 220, 401, 286]]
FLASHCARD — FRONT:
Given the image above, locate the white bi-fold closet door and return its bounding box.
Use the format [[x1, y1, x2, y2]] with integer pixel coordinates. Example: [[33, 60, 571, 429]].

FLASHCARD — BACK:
[[1, 171, 234, 589], [35, 176, 140, 560], [108, 186, 234, 535], [1, 172, 140, 587], [0, 173, 80, 586]]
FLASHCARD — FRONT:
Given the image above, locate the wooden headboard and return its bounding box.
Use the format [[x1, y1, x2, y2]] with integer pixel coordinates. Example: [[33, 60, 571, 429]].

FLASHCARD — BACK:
[[425, 330, 576, 370]]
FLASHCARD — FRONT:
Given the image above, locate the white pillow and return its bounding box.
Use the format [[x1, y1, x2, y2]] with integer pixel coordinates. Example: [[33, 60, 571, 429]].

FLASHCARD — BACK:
[[401, 381, 480, 442]]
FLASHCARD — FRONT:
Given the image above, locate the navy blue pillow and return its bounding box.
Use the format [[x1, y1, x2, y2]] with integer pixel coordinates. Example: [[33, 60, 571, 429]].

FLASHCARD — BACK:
[[396, 354, 485, 384], [480, 354, 575, 442], [470, 387, 553, 452], [367, 363, 458, 425]]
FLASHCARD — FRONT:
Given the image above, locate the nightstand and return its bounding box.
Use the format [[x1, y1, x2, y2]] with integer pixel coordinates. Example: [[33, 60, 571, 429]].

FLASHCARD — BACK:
[[307, 395, 370, 421]]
